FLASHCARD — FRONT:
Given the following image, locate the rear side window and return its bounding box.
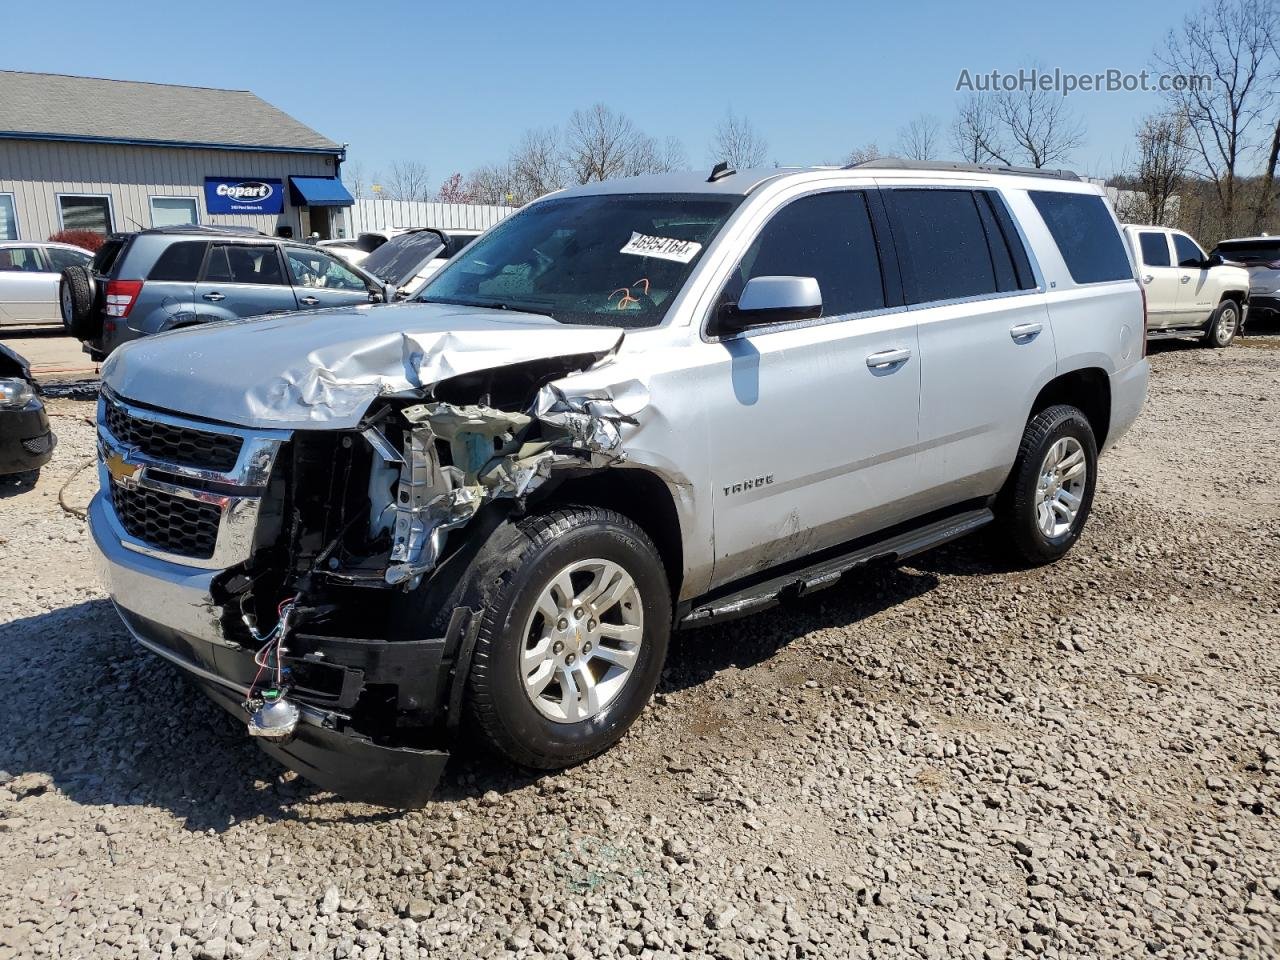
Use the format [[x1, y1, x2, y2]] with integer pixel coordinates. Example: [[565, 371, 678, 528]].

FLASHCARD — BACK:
[[723, 190, 886, 318], [204, 244, 285, 285], [887, 189, 1000, 303], [148, 241, 207, 282], [45, 247, 92, 272], [1029, 191, 1132, 284], [1138, 232, 1171, 267], [1173, 233, 1204, 268]]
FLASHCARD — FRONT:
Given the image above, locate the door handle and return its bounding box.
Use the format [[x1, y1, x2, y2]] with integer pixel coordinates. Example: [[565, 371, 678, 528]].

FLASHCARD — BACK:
[[299, 296, 320, 305], [1180, 275, 1191, 283], [1142, 275, 1153, 284], [202, 292, 224, 302], [1009, 321, 1044, 341], [865, 347, 911, 369]]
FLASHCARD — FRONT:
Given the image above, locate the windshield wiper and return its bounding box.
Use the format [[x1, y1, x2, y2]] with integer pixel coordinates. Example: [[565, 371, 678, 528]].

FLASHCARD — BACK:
[[419, 294, 556, 313]]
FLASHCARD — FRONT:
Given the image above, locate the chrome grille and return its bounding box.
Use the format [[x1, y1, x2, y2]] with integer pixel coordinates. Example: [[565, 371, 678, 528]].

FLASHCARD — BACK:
[[110, 482, 221, 560], [96, 392, 289, 569], [104, 394, 242, 472]]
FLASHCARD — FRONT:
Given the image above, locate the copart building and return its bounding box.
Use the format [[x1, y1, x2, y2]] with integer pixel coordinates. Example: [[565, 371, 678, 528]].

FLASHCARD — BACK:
[[0, 70, 354, 244]]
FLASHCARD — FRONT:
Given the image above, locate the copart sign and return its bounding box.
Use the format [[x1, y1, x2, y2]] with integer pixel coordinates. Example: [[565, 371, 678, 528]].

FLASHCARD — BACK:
[[204, 177, 284, 214]]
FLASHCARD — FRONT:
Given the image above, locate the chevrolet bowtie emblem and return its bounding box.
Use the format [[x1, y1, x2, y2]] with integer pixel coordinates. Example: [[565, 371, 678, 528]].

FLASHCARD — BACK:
[[105, 451, 141, 486]]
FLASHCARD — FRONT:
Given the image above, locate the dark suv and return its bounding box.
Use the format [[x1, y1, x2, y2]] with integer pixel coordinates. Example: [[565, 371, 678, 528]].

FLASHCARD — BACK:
[[60, 226, 394, 359]]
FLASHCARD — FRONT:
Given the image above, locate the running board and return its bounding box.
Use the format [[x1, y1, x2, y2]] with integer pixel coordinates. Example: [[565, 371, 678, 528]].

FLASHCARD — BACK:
[[1146, 327, 1207, 341], [679, 507, 994, 628]]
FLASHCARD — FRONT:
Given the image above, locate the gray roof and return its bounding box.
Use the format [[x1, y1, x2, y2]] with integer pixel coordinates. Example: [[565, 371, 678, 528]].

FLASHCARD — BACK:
[[559, 168, 794, 198], [0, 70, 340, 154]]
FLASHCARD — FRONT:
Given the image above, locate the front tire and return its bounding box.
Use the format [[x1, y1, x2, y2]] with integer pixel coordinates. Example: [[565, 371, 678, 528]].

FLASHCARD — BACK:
[[453, 506, 671, 769], [1000, 405, 1098, 565], [1202, 300, 1240, 348]]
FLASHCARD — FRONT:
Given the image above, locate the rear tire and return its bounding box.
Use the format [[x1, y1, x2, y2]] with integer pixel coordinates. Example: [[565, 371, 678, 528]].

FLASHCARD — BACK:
[[999, 405, 1097, 566], [1202, 299, 1240, 348], [59, 266, 99, 340], [433, 506, 671, 770]]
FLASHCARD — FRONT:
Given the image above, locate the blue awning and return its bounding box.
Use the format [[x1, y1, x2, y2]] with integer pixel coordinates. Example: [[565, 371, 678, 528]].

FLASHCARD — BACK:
[[289, 176, 355, 207]]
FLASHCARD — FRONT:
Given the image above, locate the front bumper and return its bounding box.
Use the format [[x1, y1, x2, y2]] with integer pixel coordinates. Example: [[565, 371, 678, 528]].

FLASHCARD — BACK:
[[89, 491, 453, 807], [0, 401, 56, 475]]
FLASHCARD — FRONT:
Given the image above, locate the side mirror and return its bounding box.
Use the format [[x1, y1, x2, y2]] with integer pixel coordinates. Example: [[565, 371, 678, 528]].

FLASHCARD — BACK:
[[716, 276, 822, 335], [1204, 253, 1224, 269]]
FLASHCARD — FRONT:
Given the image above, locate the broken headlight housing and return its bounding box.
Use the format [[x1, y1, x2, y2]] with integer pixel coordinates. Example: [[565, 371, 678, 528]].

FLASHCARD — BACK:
[[0, 378, 36, 410]]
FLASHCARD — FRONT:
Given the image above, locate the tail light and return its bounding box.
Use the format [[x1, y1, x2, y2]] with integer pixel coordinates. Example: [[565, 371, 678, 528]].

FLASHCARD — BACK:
[[104, 280, 143, 319], [1137, 279, 1148, 358]]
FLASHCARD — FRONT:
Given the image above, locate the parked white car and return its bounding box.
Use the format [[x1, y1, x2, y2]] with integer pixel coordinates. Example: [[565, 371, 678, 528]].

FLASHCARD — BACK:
[[0, 241, 93, 326], [1123, 225, 1249, 346]]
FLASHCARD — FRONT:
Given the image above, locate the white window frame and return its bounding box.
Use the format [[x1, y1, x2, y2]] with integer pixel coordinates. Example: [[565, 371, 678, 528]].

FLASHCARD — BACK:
[[0, 192, 19, 241], [55, 192, 115, 234], [149, 195, 200, 228]]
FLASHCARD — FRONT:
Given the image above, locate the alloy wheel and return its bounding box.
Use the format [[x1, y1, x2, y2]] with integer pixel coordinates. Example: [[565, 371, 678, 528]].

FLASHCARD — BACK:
[[519, 558, 644, 723], [1034, 437, 1087, 539]]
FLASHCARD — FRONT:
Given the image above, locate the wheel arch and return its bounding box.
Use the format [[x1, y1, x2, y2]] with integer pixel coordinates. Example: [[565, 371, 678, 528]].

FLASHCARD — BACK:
[[540, 467, 685, 602], [1028, 367, 1111, 450]]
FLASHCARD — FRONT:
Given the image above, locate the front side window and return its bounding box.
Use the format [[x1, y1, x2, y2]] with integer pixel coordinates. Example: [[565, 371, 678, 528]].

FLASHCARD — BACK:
[[1173, 233, 1205, 268], [0, 194, 17, 241], [1029, 190, 1132, 284], [284, 248, 368, 290], [150, 197, 199, 227], [887, 189, 1000, 304], [0, 247, 41, 272], [421, 193, 742, 328], [1139, 232, 1172, 267], [719, 190, 886, 318], [58, 195, 112, 234], [45, 247, 92, 272], [204, 244, 285, 285]]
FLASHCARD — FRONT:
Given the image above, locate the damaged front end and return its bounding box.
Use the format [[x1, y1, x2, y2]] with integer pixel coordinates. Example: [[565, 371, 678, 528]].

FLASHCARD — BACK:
[[177, 347, 647, 805]]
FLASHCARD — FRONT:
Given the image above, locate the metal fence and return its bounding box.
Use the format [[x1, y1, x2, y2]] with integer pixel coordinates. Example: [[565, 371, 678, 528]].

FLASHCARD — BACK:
[[347, 198, 515, 234]]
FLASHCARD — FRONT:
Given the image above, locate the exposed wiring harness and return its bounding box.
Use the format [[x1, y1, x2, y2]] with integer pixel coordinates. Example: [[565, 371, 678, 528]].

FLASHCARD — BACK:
[[243, 596, 297, 703]]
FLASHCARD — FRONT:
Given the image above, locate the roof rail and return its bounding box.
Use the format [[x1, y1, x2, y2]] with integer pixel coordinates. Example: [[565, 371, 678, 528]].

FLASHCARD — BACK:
[[845, 157, 1081, 181]]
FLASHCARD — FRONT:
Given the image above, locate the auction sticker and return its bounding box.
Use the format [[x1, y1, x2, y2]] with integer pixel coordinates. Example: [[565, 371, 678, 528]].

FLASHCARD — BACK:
[[619, 232, 702, 263]]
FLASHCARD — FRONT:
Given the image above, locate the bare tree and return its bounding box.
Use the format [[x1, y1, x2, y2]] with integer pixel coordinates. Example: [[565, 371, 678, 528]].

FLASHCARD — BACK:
[[845, 142, 883, 166], [951, 94, 1009, 163], [465, 163, 520, 206], [1137, 112, 1194, 224], [710, 110, 769, 169], [510, 127, 568, 201], [342, 160, 368, 200], [896, 114, 941, 161], [992, 82, 1085, 168], [383, 160, 432, 202], [1158, 0, 1277, 231], [627, 134, 688, 176], [565, 104, 653, 183]]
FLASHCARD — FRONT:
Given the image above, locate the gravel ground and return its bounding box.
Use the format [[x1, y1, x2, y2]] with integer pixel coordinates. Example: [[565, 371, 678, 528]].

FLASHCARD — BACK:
[[1, 341, 1278, 960]]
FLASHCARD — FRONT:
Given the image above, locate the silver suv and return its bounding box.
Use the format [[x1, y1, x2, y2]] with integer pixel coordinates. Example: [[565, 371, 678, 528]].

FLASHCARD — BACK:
[[89, 160, 1149, 805]]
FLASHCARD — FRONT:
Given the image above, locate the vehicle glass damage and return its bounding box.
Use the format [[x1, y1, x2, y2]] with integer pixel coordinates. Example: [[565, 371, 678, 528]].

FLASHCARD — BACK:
[[94, 192, 736, 806], [420, 193, 741, 328]]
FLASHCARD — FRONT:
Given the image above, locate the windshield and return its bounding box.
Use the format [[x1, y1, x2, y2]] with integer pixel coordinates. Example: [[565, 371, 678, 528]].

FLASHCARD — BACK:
[[1213, 239, 1280, 266], [419, 193, 742, 327], [362, 230, 446, 284]]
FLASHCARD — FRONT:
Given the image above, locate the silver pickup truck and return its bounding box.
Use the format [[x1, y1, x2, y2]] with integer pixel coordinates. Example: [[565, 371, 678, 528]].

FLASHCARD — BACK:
[[90, 160, 1149, 805]]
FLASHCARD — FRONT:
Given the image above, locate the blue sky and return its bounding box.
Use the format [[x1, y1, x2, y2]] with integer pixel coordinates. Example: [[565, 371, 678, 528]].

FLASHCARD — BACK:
[[8, 0, 1207, 184]]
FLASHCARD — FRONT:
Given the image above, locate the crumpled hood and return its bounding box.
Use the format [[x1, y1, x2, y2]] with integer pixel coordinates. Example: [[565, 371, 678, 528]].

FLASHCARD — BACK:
[[101, 302, 626, 430]]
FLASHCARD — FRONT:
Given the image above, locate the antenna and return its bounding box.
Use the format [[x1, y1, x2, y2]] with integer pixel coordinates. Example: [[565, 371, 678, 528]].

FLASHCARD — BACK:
[[707, 161, 736, 183]]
